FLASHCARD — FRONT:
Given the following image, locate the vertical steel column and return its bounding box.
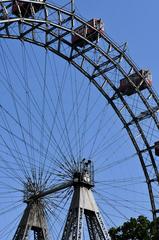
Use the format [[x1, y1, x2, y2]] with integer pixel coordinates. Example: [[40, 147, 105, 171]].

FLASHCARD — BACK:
[[71, 0, 75, 29]]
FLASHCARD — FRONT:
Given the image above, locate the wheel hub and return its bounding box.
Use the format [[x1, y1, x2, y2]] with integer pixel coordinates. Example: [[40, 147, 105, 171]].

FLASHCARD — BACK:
[[73, 159, 94, 188]]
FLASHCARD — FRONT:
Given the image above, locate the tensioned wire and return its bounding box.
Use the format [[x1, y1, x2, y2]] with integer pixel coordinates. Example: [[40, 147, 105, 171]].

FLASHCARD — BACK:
[[0, 38, 154, 236], [0, 43, 147, 178]]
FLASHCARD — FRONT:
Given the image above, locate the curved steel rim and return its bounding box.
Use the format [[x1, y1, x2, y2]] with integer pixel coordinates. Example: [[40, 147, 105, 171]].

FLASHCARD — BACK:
[[0, 0, 159, 219]]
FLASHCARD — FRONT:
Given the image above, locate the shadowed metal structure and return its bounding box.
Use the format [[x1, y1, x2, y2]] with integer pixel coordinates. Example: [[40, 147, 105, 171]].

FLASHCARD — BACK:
[[13, 203, 48, 240], [61, 160, 110, 240], [13, 160, 110, 239], [0, 0, 159, 239]]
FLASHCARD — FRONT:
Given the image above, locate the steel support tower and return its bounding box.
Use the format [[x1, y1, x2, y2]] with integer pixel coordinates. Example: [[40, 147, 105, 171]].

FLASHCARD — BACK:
[[61, 160, 110, 240], [12, 160, 110, 240], [12, 181, 49, 240], [12, 202, 48, 240]]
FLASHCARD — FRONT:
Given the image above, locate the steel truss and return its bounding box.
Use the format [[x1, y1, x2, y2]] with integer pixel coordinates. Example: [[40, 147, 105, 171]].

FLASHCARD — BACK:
[[12, 202, 48, 240], [61, 186, 110, 240], [0, 0, 159, 236], [13, 160, 111, 240]]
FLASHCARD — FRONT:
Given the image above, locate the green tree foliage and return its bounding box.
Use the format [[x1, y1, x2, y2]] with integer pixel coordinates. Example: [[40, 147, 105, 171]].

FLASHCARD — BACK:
[[109, 216, 159, 240]]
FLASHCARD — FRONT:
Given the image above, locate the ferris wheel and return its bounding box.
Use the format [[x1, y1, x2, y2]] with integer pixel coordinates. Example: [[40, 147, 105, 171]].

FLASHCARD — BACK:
[[0, 0, 159, 239]]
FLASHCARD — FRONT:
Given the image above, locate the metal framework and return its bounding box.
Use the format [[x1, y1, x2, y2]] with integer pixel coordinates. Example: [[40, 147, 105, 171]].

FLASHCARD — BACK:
[[61, 188, 110, 240], [13, 202, 48, 240], [0, 0, 159, 238], [12, 180, 74, 239], [12, 160, 110, 239], [61, 160, 110, 240]]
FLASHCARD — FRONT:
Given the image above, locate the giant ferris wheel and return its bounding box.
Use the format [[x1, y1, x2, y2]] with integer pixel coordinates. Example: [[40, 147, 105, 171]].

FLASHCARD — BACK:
[[0, 0, 159, 239]]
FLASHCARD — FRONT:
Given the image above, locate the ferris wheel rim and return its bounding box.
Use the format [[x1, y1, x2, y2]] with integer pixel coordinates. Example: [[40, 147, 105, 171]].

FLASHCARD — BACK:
[[0, 0, 159, 226]]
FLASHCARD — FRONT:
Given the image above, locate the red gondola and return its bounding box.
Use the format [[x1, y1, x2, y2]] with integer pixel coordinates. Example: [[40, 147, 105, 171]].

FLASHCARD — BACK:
[[72, 18, 104, 47], [119, 69, 152, 96], [12, 0, 44, 17]]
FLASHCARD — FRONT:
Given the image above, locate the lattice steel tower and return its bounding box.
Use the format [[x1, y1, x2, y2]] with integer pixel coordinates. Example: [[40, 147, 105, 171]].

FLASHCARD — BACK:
[[62, 160, 110, 240], [12, 160, 110, 240]]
